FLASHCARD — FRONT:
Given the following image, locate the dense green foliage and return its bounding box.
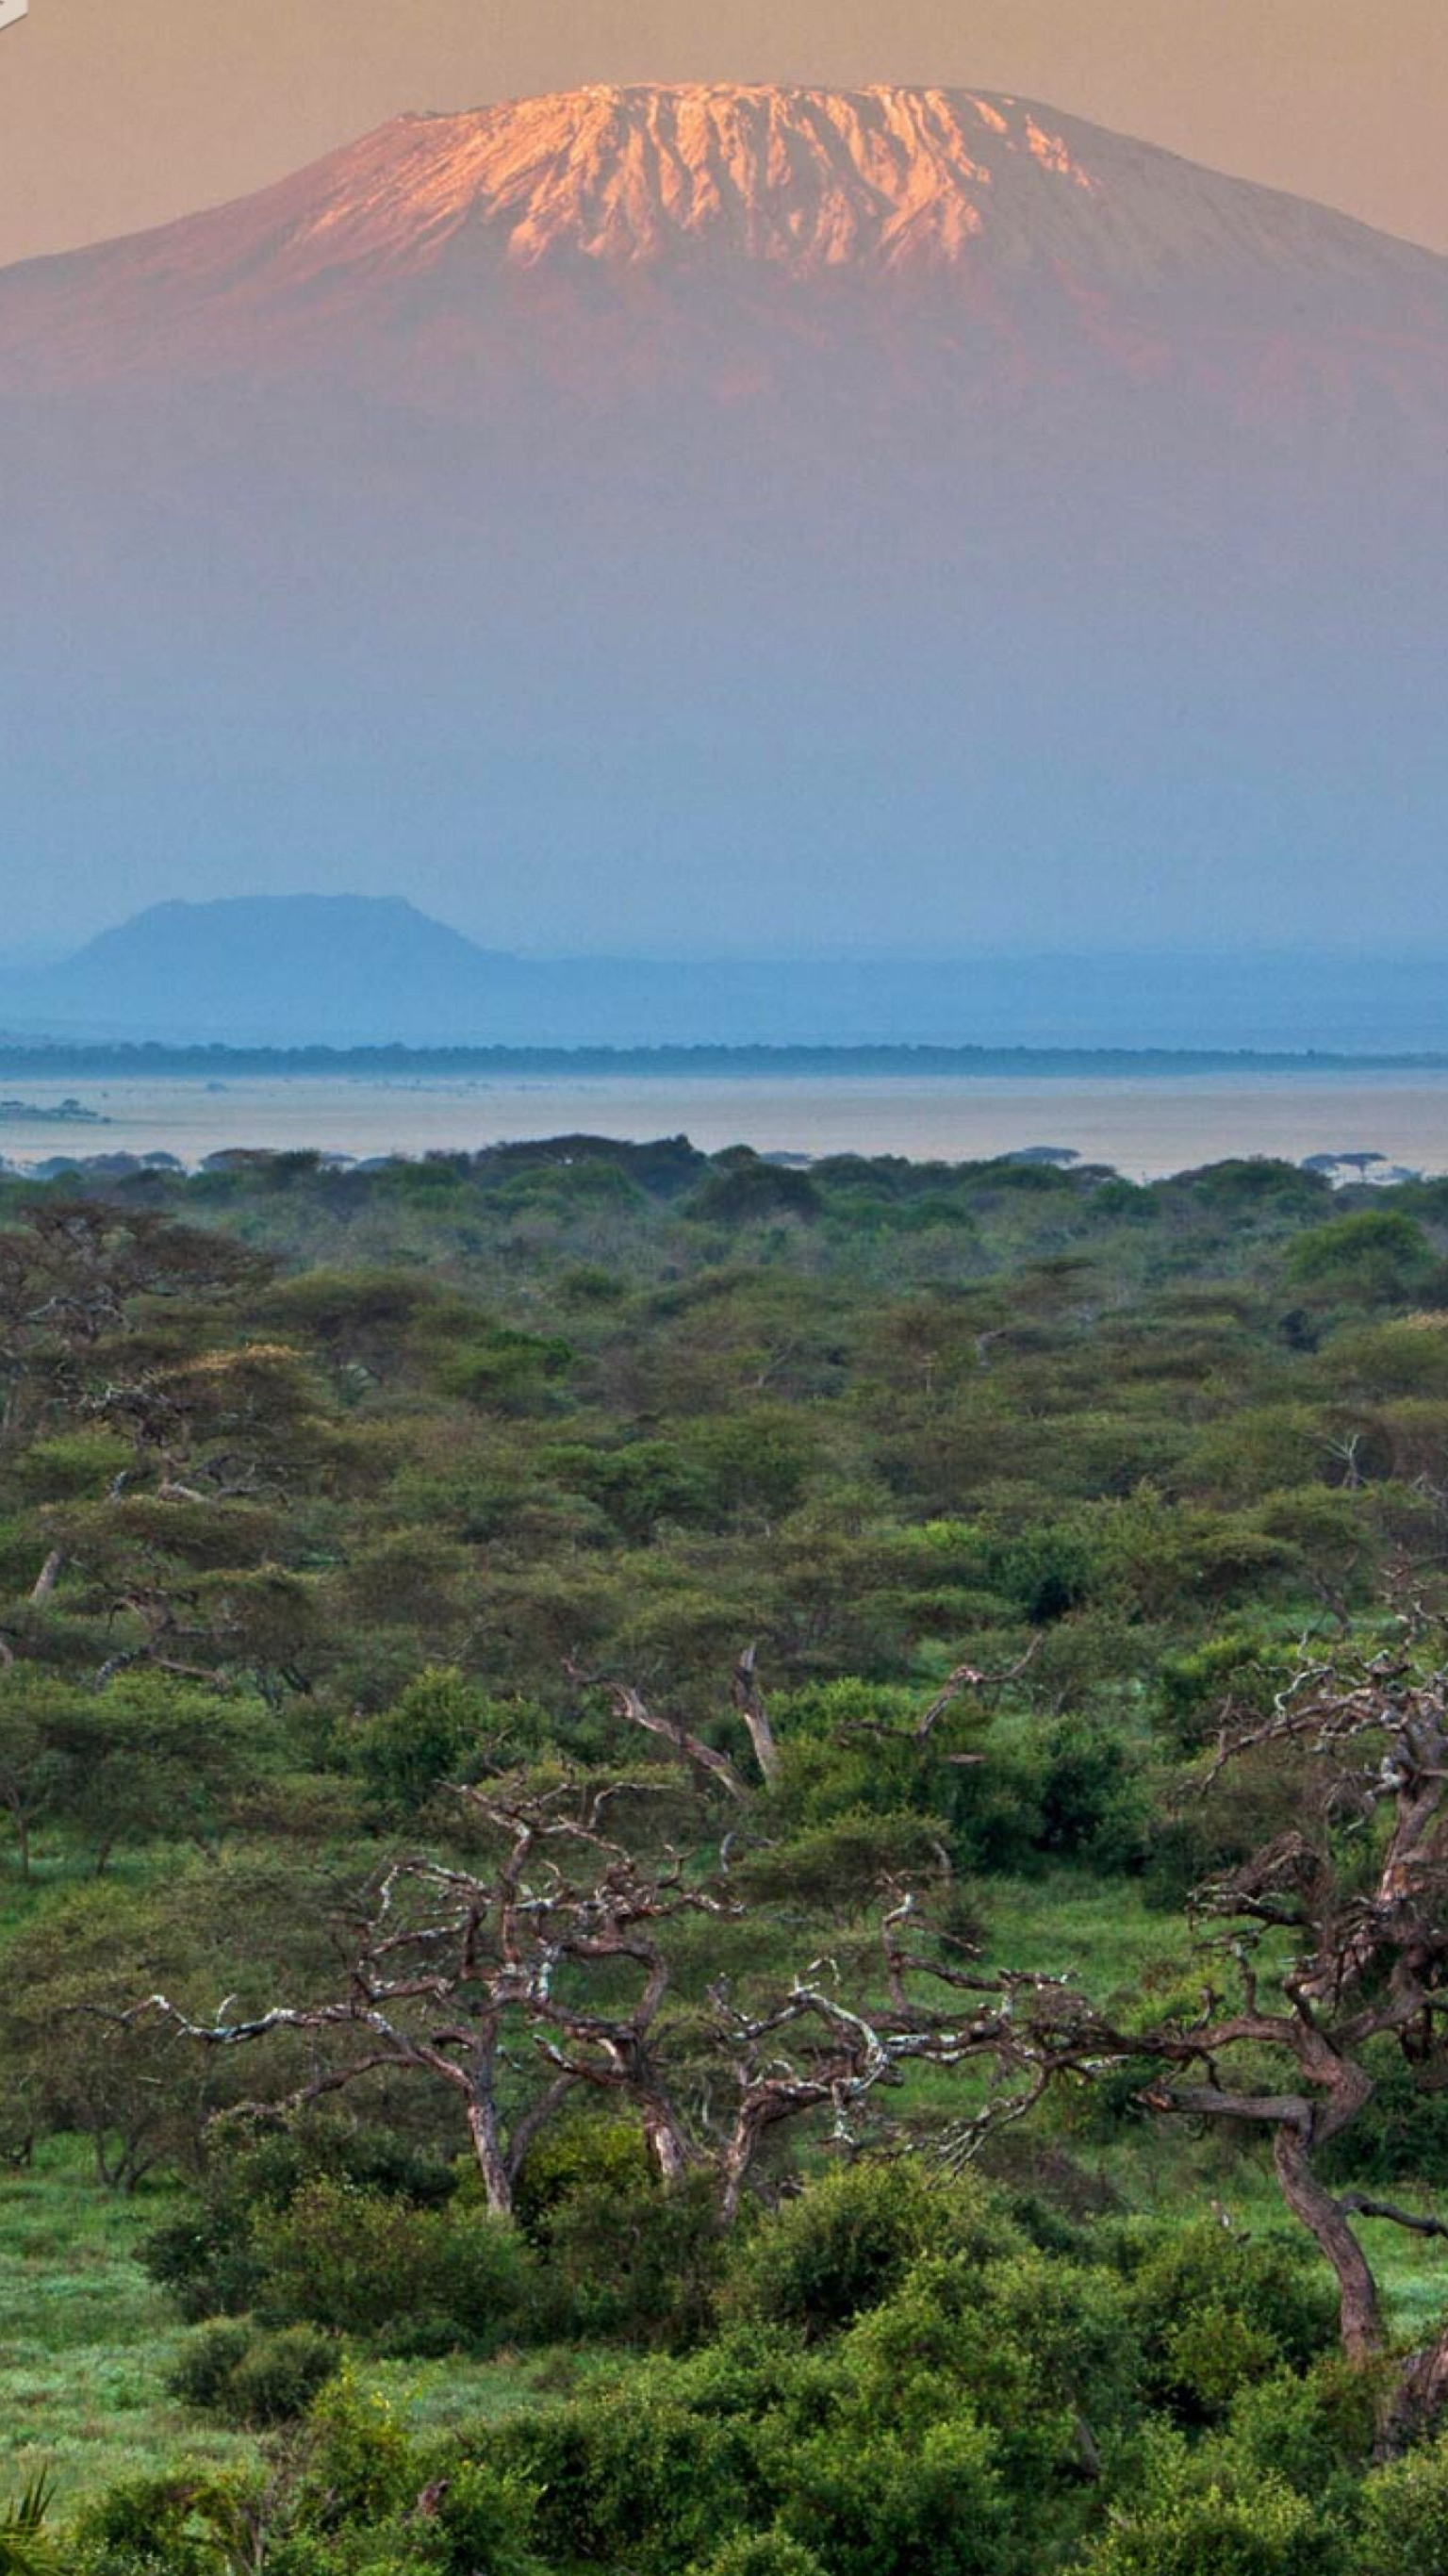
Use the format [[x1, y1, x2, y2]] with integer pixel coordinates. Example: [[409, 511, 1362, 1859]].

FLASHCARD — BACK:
[[5, 1136, 1448, 2567]]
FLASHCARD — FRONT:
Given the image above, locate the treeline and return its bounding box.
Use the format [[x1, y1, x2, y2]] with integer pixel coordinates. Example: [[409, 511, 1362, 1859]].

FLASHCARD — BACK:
[[3, 1039, 1448, 1076]]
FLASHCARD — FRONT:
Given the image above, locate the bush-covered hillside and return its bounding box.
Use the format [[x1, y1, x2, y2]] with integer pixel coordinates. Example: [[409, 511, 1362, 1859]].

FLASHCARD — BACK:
[[7, 1137, 1448, 2571]]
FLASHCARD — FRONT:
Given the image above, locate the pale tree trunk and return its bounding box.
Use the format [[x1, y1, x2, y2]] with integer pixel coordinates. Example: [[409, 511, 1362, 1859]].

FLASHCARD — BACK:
[[466, 2090, 516, 2220], [732, 1647, 780, 1785], [29, 1550, 63, 1610], [641, 2098, 692, 2185]]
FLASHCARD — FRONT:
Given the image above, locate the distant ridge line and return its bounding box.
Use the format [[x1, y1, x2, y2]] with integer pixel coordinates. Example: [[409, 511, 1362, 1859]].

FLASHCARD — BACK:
[[3, 1043, 1448, 1080]]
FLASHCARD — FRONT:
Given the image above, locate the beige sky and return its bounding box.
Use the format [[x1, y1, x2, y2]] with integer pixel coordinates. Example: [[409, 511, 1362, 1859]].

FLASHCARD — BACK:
[[1, 0, 1444, 271]]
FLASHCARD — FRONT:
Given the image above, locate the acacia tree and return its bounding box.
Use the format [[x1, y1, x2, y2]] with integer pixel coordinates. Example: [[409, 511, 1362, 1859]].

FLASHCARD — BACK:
[[0, 1203, 263, 1455], [130, 1752, 1056, 2222], [133, 1775, 732, 2215], [694, 1880, 1086, 2220]]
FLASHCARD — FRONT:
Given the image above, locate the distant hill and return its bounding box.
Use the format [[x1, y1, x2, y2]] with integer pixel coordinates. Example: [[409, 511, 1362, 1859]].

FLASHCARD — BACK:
[[6, 897, 1448, 1051], [10, 897, 535, 1045]]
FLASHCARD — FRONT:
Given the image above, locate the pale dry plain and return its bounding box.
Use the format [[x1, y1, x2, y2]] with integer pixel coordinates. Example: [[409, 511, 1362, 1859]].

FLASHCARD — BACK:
[[6, 1073, 1448, 1180]]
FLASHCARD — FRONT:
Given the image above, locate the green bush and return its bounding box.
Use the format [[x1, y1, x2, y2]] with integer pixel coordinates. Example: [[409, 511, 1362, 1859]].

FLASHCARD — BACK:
[[1154, 1630, 1302, 1751], [736, 1808, 953, 1912], [169, 2319, 338, 2426], [166, 2318, 255, 2414], [351, 1666, 491, 1813], [74, 2471, 264, 2576], [725, 2165, 1010, 2341], [512, 2113, 654, 2242], [499, 2382, 754, 2574], [530, 2163, 726, 2348], [1226, 2362, 1375, 2504], [1081, 2453, 1334, 2576], [688, 2535, 828, 2576], [1286, 1211, 1434, 1309], [1033, 1716, 1148, 1867], [143, 2119, 458, 2321], [282, 2369, 419, 2536], [1123, 2222, 1339, 2422], [1354, 2432, 1448, 2574], [416, 2456, 543, 2576], [254, 2179, 533, 2349]]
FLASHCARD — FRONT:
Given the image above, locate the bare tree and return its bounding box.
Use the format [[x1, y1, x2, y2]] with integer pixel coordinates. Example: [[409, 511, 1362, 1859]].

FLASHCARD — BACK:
[[132, 1775, 730, 2214], [570, 1666, 751, 1802], [708, 1896, 1070, 2220]]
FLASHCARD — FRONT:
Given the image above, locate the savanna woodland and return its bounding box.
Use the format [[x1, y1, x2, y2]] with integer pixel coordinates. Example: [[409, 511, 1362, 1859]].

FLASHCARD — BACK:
[[10, 1135, 1448, 2572]]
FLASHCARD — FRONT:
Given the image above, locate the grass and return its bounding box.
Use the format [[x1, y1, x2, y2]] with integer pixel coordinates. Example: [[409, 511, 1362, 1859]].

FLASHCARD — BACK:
[[0, 2140, 255, 2507], [366, 2343, 629, 2439], [0, 2141, 626, 2514], [980, 1864, 1193, 1998]]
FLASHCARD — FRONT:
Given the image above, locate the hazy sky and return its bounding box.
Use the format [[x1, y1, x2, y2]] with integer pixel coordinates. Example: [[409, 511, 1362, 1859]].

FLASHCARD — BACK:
[[2, 0, 1446, 271]]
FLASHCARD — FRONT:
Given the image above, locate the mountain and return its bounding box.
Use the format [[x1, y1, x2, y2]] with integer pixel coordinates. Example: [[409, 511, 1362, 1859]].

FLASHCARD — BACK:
[[2, 84, 1446, 966], [8, 84, 1445, 390]]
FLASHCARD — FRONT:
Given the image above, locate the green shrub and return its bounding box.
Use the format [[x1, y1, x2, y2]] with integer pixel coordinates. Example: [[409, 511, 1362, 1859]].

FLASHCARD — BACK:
[[143, 2117, 457, 2321], [1226, 2363, 1375, 2503], [512, 2113, 654, 2242], [351, 1666, 491, 1813], [229, 2324, 340, 2428], [725, 2165, 1011, 2341], [1079, 2433, 1341, 2576], [735, 1808, 953, 1912], [688, 2534, 828, 2576], [284, 2370, 419, 2535], [1286, 1211, 1434, 1309], [531, 2163, 725, 2347], [1154, 1631, 1303, 1751], [166, 2318, 255, 2414], [1033, 1716, 1148, 1867], [1354, 2432, 1448, 2574], [770, 2407, 1009, 2576], [74, 2471, 264, 2576], [170, 2319, 338, 2426], [1124, 2222, 1339, 2422], [254, 2179, 533, 2349], [498, 2383, 754, 2574], [418, 2455, 543, 2576], [688, 1164, 822, 1225]]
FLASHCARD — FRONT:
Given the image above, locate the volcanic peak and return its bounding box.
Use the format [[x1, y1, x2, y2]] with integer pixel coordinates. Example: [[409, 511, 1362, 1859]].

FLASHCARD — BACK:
[[268, 80, 1431, 287]]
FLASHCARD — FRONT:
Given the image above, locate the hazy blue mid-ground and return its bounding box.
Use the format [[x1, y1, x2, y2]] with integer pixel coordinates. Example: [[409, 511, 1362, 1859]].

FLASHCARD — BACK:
[[3, 899, 1447, 1053]]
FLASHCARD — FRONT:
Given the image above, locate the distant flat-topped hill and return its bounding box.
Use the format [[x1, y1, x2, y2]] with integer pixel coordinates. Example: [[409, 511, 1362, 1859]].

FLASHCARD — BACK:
[[31, 898, 527, 1044]]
